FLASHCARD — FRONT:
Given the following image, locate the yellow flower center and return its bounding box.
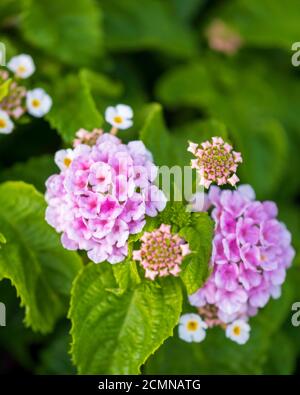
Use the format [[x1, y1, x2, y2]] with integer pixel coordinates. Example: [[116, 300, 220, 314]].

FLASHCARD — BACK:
[[32, 99, 41, 108], [17, 65, 26, 74], [63, 157, 72, 167], [113, 115, 123, 124], [187, 320, 198, 331], [233, 326, 241, 336], [0, 119, 6, 128]]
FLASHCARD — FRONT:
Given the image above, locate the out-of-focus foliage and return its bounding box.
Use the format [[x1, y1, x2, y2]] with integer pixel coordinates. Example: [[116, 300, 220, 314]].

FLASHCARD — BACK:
[[0, 0, 299, 375], [99, 0, 197, 58], [214, 0, 300, 49], [22, 0, 103, 66]]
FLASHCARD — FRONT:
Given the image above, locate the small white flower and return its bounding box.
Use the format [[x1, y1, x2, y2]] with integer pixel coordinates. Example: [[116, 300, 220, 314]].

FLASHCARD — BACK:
[[55, 149, 75, 170], [7, 54, 36, 79], [26, 88, 52, 117], [225, 319, 250, 345], [178, 313, 208, 343], [0, 110, 14, 134], [105, 104, 133, 130]]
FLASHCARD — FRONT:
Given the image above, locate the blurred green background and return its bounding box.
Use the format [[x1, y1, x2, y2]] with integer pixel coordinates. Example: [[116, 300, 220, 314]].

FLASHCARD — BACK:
[[0, 0, 300, 374]]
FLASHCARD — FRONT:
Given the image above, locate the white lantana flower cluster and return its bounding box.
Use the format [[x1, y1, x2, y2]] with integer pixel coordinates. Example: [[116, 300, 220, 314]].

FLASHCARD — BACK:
[[178, 313, 250, 345], [0, 54, 52, 134]]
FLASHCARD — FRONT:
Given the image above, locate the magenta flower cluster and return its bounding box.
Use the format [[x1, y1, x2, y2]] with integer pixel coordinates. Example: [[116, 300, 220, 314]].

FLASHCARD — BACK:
[[190, 185, 295, 325], [45, 134, 166, 264]]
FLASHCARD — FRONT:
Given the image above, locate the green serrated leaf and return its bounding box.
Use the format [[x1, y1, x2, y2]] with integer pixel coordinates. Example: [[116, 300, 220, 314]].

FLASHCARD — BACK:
[[112, 259, 141, 291], [0, 181, 82, 333], [80, 69, 123, 109], [69, 262, 182, 374], [140, 103, 175, 167], [156, 62, 214, 109], [171, 0, 205, 22], [46, 70, 103, 143], [179, 212, 214, 294]]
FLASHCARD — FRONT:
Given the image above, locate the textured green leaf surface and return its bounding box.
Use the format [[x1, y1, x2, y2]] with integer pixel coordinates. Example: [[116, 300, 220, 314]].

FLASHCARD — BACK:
[[140, 103, 175, 166], [47, 70, 103, 143], [179, 212, 214, 294], [112, 259, 141, 292], [22, 0, 103, 66], [0, 182, 82, 333], [69, 263, 182, 374]]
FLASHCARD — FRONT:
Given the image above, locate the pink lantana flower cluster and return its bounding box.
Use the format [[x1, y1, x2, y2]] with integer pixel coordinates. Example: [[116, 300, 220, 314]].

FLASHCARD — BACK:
[[73, 128, 103, 147], [45, 105, 167, 264], [186, 184, 294, 344], [133, 224, 190, 280], [0, 54, 52, 135], [205, 19, 243, 56], [188, 137, 242, 188]]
